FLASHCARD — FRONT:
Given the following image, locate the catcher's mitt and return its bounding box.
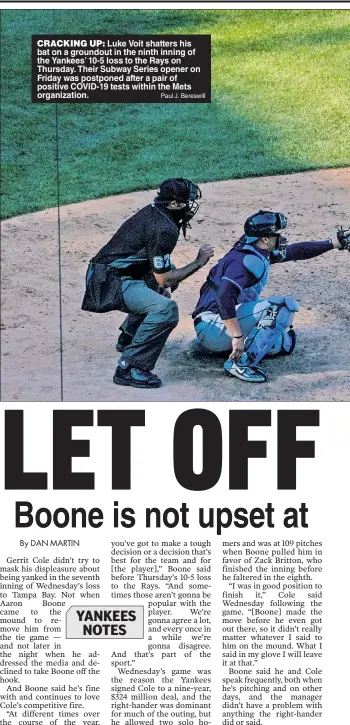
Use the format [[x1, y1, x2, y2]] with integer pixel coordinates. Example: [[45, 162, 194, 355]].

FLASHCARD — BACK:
[[336, 226, 350, 251]]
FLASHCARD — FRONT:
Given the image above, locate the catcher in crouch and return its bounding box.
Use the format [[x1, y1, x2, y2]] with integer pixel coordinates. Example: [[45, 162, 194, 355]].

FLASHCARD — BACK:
[[192, 210, 350, 383]]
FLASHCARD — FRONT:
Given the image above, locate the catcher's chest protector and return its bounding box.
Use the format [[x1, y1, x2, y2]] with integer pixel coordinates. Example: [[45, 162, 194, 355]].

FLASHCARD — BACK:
[[237, 245, 270, 303]]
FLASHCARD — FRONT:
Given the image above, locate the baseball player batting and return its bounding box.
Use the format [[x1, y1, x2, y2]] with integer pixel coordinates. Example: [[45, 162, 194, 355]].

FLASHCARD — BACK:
[[82, 178, 214, 388], [192, 210, 350, 383]]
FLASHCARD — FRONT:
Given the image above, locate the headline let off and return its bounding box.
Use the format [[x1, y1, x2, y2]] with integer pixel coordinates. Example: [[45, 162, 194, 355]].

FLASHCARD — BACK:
[[2, 409, 320, 532]]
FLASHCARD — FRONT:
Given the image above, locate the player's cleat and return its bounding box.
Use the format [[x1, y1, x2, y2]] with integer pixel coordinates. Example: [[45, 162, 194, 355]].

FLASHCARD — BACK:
[[113, 360, 162, 388], [224, 359, 267, 383], [116, 331, 133, 352]]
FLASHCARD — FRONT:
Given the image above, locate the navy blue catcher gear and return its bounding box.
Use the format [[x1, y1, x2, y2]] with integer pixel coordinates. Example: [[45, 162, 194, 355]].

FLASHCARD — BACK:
[[244, 210, 288, 238], [243, 210, 288, 255]]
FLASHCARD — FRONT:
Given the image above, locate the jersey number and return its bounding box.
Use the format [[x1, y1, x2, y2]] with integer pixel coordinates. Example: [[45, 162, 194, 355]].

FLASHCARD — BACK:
[[153, 254, 170, 270]]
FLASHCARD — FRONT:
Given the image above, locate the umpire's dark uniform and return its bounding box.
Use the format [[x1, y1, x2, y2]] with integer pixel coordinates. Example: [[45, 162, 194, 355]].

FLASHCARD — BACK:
[[82, 198, 181, 386], [83, 177, 208, 388]]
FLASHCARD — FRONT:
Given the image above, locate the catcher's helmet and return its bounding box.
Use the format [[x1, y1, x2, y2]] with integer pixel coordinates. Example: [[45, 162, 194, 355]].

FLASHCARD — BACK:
[[244, 210, 288, 238], [243, 210, 288, 254]]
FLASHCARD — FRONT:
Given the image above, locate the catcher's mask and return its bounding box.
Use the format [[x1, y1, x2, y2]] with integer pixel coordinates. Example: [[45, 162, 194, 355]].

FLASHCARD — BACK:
[[243, 210, 288, 253], [155, 178, 202, 234]]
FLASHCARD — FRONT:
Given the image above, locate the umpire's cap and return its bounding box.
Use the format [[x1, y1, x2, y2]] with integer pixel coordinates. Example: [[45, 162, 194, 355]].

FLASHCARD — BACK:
[[156, 178, 202, 204]]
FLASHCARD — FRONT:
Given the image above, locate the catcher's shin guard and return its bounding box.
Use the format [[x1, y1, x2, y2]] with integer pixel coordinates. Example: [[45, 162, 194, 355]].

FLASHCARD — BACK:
[[241, 296, 298, 366], [266, 327, 296, 358]]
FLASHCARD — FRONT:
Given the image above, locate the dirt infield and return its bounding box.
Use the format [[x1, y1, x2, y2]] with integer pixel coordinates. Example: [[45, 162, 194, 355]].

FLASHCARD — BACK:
[[2, 168, 350, 402]]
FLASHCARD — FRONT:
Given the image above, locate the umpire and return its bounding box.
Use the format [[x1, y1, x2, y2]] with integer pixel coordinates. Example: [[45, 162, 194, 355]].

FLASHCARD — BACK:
[[82, 178, 214, 389]]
